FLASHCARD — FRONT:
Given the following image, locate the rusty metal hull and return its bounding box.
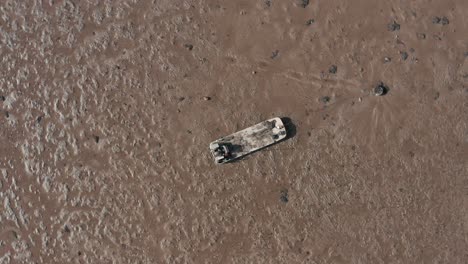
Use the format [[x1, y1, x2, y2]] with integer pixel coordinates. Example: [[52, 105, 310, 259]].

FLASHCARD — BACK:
[[209, 117, 287, 164]]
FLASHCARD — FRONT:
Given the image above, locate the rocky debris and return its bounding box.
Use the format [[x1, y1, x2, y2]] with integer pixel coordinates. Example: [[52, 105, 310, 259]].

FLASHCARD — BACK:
[[271, 50, 279, 59], [416, 33, 426, 40], [300, 0, 310, 8], [400, 51, 409, 61], [441, 17, 450, 25], [203, 96, 211, 101], [374, 82, 389, 96], [306, 19, 315, 26], [280, 189, 288, 203], [432, 16, 449, 25], [387, 21, 400, 31], [328, 65, 337, 74], [184, 44, 194, 50], [320, 96, 331, 103]]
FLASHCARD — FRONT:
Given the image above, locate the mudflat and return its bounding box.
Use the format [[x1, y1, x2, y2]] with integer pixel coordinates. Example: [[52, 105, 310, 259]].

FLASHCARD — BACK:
[[0, 0, 467, 263]]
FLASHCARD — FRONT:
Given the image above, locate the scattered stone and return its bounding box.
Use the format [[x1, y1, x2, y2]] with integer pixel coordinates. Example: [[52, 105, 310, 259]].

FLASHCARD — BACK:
[[320, 96, 331, 103], [271, 50, 279, 59], [374, 82, 389, 96], [306, 19, 315, 26], [441, 16, 449, 25], [387, 21, 400, 31], [184, 44, 194, 50], [432, 16, 441, 24], [94, 136, 100, 143], [400, 51, 408, 60], [383, 57, 392, 63], [416, 33, 426, 40], [300, 0, 310, 8], [203, 96, 211, 101], [328, 65, 337, 74], [280, 189, 288, 203]]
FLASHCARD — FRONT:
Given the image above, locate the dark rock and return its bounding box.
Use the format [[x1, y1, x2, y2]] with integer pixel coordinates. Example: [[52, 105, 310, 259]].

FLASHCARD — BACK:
[[0, 95, 5, 101], [280, 189, 288, 203], [265, 0, 271, 7], [441, 16, 449, 25], [320, 96, 331, 103], [400, 51, 408, 60], [184, 44, 193, 50], [432, 16, 441, 24], [94, 136, 100, 143], [37, 116, 43, 123], [5, 111, 9, 118], [271, 50, 279, 59], [306, 19, 315, 25], [64, 225, 71, 233], [300, 0, 310, 8], [328, 65, 337, 74], [374, 82, 389, 96], [387, 21, 400, 31], [178, 96, 185, 101]]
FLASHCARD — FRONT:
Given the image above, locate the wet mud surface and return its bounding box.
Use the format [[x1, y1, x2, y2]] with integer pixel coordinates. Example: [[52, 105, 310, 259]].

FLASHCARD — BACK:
[[1, 0, 467, 263]]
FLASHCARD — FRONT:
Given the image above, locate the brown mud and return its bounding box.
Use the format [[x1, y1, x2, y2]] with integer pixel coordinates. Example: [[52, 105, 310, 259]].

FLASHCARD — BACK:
[[0, 0, 467, 263]]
